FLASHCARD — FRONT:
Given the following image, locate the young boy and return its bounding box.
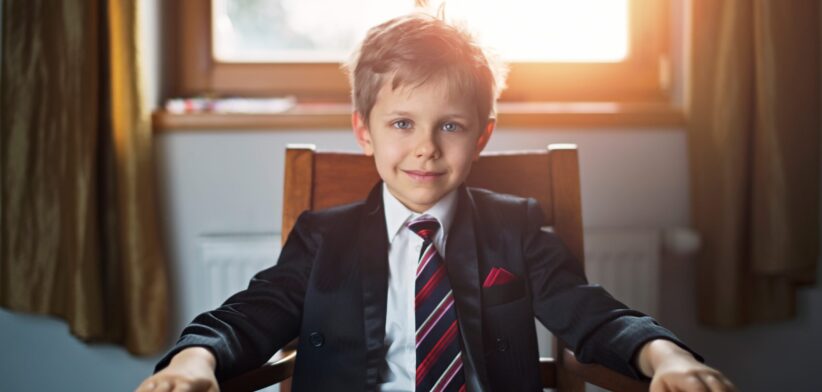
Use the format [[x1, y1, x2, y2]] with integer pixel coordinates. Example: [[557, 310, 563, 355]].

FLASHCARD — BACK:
[[138, 13, 734, 392]]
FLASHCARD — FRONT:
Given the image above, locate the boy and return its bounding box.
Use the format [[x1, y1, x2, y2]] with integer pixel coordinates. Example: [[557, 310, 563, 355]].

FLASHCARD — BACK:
[[138, 13, 734, 392]]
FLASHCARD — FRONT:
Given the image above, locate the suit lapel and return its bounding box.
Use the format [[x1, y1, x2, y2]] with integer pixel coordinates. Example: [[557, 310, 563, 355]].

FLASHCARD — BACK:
[[357, 183, 390, 391], [445, 187, 491, 391]]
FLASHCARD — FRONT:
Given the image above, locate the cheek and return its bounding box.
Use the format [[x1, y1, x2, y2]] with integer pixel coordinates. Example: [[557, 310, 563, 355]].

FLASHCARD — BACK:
[[372, 139, 408, 168], [446, 140, 478, 172]]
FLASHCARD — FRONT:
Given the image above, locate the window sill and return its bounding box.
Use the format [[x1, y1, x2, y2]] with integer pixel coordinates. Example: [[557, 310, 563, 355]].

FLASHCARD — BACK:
[[152, 101, 685, 132]]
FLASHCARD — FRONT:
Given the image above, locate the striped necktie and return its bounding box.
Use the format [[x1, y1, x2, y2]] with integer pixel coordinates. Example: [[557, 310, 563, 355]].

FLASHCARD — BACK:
[[408, 215, 466, 392]]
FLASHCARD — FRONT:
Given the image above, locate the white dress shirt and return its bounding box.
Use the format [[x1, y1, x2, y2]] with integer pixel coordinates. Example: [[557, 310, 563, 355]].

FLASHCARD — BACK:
[[379, 183, 458, 391]]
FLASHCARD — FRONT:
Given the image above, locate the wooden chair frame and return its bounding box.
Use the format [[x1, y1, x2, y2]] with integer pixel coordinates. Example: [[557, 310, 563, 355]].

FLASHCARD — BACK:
[[221, 144, 649, 392]]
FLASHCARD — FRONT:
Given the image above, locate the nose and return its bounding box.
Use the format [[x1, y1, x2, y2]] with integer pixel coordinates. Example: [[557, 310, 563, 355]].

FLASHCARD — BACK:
[[413, 129, 440, 159]]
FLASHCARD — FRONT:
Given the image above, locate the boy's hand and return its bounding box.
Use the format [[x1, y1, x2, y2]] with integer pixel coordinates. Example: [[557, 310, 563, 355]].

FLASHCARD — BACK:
[[638, 339, 736, 392], [135, 347, 219, 392]]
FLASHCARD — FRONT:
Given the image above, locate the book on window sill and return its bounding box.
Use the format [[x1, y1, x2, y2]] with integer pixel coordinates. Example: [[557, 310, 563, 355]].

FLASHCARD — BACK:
[[165, 96, 297, 115]]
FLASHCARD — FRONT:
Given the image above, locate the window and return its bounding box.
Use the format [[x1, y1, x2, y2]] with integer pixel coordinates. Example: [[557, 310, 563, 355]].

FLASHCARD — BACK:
[[211, 0, 629, 63], [163, 0, 676, 128], [211, 0, 414, 63]]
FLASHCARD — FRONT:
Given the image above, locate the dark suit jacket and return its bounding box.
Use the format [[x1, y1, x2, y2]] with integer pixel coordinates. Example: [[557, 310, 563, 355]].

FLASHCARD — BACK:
[[157, 184, 694, 391]]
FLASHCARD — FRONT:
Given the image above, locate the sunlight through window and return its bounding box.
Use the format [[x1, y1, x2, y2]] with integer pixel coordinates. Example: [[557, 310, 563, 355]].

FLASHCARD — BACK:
[[213, 0, 413, 62], [435, 0, 629, 62], [212, 0, 629, 63]]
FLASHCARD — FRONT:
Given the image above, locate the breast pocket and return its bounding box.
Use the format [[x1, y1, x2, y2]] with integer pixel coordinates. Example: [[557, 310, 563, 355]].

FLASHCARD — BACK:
[[482, 278, 526, 307]]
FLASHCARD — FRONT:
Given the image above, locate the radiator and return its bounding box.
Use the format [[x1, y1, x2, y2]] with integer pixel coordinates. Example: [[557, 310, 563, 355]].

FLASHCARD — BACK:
[[199, 229, 666, 313], [583, 228, 662, 316], [199, 233, 281, 311]]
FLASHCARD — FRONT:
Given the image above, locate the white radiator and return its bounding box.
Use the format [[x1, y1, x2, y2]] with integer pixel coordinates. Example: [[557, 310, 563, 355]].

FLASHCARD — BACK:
[[199, 233, 281, 310], [584, 228, 662, 317], [199, 230, 665, 314]]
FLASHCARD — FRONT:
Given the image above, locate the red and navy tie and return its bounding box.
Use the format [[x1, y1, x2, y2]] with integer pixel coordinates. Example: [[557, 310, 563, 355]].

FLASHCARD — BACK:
[[408, 215, 466, 392]]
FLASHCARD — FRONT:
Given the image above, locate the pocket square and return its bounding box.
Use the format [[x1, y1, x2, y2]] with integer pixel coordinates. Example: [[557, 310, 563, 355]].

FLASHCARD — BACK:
[[483, 267, 518, 287]]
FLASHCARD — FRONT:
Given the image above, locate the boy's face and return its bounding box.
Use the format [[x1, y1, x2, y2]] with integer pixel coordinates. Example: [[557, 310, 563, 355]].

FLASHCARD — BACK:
[[353, 77, 495, 213]]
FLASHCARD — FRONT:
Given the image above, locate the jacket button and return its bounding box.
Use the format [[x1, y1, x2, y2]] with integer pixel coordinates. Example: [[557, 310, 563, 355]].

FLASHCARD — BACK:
[[309, 332, 325, 347], [495, 338, 509, 352]]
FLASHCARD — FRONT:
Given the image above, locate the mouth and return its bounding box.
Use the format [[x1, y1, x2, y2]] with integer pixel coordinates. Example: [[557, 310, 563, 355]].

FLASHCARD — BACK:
[[402, 169, 445, 181]]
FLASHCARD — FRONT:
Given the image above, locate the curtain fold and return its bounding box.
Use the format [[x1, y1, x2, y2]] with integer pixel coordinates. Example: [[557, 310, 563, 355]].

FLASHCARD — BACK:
[[689, 0, 820, 326], [1, 0, 169, 355]]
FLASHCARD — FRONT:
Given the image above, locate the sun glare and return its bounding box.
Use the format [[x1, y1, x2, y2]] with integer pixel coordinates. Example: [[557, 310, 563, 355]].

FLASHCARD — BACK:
[[436, 0, 629, 62]]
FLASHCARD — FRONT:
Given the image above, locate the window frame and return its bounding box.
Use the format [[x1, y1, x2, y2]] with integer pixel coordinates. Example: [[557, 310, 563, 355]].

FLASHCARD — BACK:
[[169, 0, 671, 104]]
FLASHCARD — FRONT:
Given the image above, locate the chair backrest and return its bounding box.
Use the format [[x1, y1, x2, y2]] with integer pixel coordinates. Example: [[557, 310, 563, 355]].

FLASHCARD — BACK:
[[221, 144, 649, 392], [222, 145, 648, 392], [281, 144, 587, 390], [281, 144, 584, 264]]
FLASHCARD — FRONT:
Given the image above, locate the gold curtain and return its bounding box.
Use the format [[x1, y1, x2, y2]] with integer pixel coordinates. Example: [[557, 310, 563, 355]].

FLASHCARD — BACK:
[[0, 0, 169, 354], [689, 0, 820, 326]]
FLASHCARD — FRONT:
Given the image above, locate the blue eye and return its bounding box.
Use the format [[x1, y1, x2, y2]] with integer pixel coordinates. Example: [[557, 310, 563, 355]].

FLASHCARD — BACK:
[[392, 120, 412, 129], [441, 122, 461, 132]]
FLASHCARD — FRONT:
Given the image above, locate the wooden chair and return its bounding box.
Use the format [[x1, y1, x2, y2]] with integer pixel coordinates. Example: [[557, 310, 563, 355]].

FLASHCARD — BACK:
[[220, 144, 649, 392]]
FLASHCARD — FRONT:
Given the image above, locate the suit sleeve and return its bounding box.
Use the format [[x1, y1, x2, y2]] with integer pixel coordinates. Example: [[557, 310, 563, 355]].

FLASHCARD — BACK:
[[523, 199, 701, 379], [155, 211, 319, 380]]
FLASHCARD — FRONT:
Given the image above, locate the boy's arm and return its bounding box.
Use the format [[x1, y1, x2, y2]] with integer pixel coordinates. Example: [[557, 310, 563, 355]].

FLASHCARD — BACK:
[[637, 339, 736, 391], [524, 197, 735, 390], [153, 211, 319, 381], [522, 199, 701, 379]]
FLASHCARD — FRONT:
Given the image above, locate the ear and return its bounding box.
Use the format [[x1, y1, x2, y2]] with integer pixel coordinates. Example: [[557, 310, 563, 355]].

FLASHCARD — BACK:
[[352, 112, 374, 156], [473, 118, 496, 160]]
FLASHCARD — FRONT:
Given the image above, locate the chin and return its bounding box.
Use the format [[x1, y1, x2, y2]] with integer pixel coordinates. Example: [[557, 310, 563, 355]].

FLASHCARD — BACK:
[[415, 195, 445, 209]]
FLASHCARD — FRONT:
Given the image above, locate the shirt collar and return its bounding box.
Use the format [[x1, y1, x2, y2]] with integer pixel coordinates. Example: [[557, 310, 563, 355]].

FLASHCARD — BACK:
[[383, 183, 458, 244]]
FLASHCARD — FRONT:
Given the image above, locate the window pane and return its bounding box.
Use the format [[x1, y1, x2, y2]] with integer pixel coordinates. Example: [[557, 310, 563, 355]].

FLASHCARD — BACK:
[[212, 0, 629, 63], [212, 0, 414, 62], [436, 0, 629, 62]]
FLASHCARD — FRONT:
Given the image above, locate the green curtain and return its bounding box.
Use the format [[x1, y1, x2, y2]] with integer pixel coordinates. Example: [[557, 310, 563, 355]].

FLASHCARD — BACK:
[[1, 0, 169, 354], [689, 0, 820, 326]]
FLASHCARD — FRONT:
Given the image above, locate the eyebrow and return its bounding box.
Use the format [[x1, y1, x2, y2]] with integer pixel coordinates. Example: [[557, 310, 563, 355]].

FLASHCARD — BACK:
[[383, 111, 472, 121], [385, 110, 414, 117]]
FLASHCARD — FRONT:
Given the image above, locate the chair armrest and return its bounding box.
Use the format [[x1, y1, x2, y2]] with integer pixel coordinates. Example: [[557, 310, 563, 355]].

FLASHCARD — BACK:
[[537, 349, 649, 391], [220, 348, 297, 392]]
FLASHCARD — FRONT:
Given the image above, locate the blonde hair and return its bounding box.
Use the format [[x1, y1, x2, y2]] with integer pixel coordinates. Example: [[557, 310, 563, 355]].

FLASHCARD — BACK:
[[344, 13, 507, 126]]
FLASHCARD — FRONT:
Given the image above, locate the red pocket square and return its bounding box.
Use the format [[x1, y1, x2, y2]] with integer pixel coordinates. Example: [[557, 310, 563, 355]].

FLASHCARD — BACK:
[[483, 267, 517, 287]]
